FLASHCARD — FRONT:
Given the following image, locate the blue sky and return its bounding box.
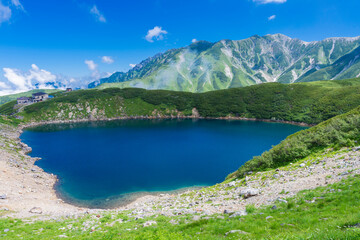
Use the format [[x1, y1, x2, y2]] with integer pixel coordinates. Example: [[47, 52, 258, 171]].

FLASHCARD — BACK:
[[0, 0, 360, 95]]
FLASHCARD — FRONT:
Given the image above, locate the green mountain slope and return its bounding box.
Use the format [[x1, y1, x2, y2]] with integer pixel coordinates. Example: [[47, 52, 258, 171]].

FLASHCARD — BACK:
[[91, 34, 360, 92], [9, 78, 360, 125]]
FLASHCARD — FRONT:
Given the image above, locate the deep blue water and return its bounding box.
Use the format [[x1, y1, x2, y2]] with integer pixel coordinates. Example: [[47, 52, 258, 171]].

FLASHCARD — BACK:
[[21, 119, 306, 208]]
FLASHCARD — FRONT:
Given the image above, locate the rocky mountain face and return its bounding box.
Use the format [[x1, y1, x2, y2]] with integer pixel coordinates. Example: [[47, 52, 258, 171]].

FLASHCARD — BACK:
[[90, 34, 360, 92]]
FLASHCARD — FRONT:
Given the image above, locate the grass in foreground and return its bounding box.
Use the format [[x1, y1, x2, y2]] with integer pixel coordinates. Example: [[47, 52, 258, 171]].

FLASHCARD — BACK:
[[1, 175, 360, 239]]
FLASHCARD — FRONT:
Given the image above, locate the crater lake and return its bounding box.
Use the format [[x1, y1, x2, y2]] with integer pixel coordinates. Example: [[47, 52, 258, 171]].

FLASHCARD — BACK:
[[21, 119, 307, 208]]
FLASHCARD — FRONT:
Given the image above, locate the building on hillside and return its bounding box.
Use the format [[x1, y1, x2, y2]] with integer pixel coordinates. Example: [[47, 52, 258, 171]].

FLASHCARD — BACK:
[[66, 88, 72, 92], [17, 97, 31, 105], [32, 92, 49, 103]]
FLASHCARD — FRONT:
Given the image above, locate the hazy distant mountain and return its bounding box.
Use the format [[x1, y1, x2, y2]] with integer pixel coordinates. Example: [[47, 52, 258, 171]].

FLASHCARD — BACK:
[[90, 34, 360, 92]]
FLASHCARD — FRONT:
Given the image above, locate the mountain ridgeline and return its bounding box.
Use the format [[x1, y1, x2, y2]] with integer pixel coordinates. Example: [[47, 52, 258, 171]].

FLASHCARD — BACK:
[[89, 34, 360, 92]]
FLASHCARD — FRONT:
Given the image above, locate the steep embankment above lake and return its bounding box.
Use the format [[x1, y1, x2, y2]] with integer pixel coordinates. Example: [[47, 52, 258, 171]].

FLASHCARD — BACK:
[[5, 78, 360, 125], [228, 104, 360, 179]]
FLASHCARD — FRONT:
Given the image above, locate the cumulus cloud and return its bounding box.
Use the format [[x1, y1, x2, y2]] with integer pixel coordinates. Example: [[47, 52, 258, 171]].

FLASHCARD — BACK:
[[145, 26, 168, 42], [0, 63, 111, 96], [268, 15, 276, 21], [3, 64, 57, 91], [129, 64, 136, 68], [0, 2, 11, 24], [85, 60, 97, 71], [192, 39, 197, 43], [102, 56, 114, 64], [0, 64, 61, 96], [90, 5, 106, 23], [253, 0, 286, 4]]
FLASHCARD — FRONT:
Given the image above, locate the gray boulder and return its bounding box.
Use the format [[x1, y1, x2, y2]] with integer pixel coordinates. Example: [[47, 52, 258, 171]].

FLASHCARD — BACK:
[[240, 188, 260, 198], [225, 230, 248, 236], [143, 221, 157, 227], [29, 207, 42, 214]]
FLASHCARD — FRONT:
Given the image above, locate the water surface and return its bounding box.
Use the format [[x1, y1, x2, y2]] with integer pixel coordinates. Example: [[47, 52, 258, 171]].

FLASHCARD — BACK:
[[21, 119, 306, 208]]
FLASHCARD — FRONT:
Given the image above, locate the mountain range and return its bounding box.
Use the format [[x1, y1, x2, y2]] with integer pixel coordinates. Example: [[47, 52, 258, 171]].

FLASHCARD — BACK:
[[89, 34, 360, 92]]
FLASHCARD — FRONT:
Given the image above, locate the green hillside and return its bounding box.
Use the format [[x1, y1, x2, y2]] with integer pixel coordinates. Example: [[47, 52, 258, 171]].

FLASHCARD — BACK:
[[7, 78, 360, 125]]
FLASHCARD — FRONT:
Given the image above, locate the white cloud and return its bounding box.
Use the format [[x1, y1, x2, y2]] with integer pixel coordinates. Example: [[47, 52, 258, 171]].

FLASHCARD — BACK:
[[3, 67, 30, 90], [268, 15, 276, 21], [10, 0, 24, 11], [90, 5, 106, 23], [145, 26, 168, 42], [192, 39, 197, 43], [102, 56, 114, 64], [0, 2, 11, 24], [0, 63, 111, 96], [2, 64, 58, 93], [129, 64, 136, 68], [0, 81, 10, 89], [253, 0, 286, 4], [85, 60, 97, 71]]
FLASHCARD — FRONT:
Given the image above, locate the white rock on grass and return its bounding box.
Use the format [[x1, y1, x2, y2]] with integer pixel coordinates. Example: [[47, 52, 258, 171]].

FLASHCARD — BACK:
[[143, 221, 157, 227], [225, 230, 248, 236]]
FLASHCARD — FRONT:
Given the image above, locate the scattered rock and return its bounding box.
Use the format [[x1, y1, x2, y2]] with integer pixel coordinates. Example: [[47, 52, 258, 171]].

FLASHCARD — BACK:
[[143, 221, 157, 227], [300, 163, 306, 167], [271, 205, 277, 210], [0, 194, 7, 200], [193, 215, 201, 221], [225, 230, 248, 236], [266, 216, 273, 220], [29, 207, 42, 214], [169, 219, 178, 225], [352, 146, 360, 152], [277, 198, 288, 204], [4, 229, 9, 233], [230, 211, 247, 218], [240, 188, 260, 198], [223, 209, 234, 214]]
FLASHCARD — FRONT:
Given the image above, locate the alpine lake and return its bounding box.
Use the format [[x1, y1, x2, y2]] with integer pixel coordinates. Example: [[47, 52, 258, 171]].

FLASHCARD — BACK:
[[21, 119, 307, 208]]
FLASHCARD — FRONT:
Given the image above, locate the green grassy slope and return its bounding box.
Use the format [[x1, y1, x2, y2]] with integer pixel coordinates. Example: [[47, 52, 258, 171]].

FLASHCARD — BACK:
[[6, 78, 360, 125], [228, 104, 360, 179], [0, 89, 61, 105]]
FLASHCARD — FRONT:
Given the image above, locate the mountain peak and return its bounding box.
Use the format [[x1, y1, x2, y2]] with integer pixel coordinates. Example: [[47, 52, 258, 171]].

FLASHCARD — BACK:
[[90, 34, 360, 92]]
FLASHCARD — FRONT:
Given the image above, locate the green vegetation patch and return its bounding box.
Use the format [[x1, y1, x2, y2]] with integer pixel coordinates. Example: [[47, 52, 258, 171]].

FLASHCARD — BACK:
[[1, 175, 360, 239], [3, 78, 360, 125], [229, 105, 360, 179]]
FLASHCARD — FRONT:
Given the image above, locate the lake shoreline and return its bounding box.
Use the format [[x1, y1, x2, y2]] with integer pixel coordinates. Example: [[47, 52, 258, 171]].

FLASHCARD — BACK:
[[19, 115, 314, 130], [0, 116, 310, 219], [53, 181, 206, 210], [17, 116, 310, 213], [1, 119, 358, 221]]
